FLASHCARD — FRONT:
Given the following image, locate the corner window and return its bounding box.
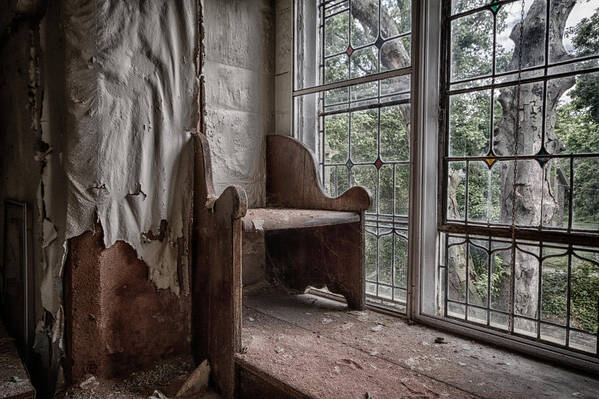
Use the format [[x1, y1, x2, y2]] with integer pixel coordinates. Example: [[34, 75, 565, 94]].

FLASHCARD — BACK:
[[294, 0, 417, 313], [436, 0, 599, 359], [293, 0, 599, 365]]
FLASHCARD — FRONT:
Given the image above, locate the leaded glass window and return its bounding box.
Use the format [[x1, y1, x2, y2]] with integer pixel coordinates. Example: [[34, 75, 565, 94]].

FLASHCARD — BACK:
[[438, 0, 599, 357], [294, 0, 415, 312]]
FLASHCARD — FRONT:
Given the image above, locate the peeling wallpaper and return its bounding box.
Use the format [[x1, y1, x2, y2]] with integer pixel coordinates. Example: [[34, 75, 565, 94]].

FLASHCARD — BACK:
[[39, 0, 198, 317]]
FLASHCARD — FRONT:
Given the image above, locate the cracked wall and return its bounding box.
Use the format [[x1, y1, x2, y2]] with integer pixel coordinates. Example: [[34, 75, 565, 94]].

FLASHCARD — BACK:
[[56, 0, 199, 383], [59, 0, 197, 295], [2, 0, 198, 393]]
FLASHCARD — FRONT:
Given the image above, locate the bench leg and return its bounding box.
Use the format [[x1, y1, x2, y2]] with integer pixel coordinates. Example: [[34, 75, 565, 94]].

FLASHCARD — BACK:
[[192, 188, 243, 399]]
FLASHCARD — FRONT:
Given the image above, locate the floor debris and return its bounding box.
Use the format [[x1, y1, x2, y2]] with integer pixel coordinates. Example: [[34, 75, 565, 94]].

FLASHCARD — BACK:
[[149, 390, 168, 399], [79, 376, 99, 390], [335, 358, 364, 370], [56, 355, 221, 399], [175, 359, 210, 398], [238, 288, 599, 399]]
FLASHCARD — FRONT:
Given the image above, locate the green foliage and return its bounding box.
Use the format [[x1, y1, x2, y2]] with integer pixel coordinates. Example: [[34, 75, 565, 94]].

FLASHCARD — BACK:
[[450, 11, 493, 80], [568, 10, 599, 57], [571, 260, 599, 333], [543, 260, 599, 333], [471, 253, 510, 301], [449, 92, 490, 157], [553, 6, 599, 228]]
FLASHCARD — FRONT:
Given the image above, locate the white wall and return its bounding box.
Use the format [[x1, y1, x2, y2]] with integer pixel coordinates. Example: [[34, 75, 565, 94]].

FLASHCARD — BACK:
[[204, 0, 275, 208], [275, 0, 293, 136]]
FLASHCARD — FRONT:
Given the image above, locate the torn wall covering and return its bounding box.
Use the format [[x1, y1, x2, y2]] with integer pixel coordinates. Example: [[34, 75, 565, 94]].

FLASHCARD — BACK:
[[39, 0, 198, 319]]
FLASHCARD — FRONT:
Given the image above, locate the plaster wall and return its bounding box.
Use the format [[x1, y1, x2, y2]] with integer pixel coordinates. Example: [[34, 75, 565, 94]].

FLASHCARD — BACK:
[[55, 0, 198, 382], [65, 227, 189, 381], [203, 0, 275, 207], [203, 0, 276, 285], [275, 0, 293, 136]]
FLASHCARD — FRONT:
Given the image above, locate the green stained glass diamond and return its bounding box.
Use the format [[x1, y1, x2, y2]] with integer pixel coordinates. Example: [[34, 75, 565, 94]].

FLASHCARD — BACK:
[[489, 0, 501, 13]]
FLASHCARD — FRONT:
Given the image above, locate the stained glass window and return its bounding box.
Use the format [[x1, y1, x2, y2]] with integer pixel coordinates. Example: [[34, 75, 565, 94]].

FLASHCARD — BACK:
[[294, 0, 414, 312], [439, 0, 599, 356]]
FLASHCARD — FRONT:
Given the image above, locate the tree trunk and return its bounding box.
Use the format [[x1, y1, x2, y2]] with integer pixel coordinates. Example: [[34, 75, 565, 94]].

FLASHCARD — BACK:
[[352, 0, 578, 322], [351, 0, 410, 125], [494, 0, 576, 321]]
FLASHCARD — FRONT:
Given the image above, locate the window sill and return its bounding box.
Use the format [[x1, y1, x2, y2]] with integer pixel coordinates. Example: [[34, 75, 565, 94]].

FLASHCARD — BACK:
[[240, 287, 599, 398]]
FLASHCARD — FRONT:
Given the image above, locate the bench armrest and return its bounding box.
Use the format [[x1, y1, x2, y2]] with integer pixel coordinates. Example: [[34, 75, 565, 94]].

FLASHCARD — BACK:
[[193, 132, 248, 219]]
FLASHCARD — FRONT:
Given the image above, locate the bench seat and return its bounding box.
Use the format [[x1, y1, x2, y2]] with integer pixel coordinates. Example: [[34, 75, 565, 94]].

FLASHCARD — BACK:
[[242, 208, 360, 233]]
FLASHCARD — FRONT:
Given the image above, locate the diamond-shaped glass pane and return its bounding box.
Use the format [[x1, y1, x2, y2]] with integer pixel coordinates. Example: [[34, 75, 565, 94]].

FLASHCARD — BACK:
[[489, 0, 501, 13], [483, 156, 497, 168], [535, 146, 549, 167]]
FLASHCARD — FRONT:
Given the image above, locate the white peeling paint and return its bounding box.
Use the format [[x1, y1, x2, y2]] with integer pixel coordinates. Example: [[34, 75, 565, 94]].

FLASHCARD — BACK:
[[39, 0, 198, 314]]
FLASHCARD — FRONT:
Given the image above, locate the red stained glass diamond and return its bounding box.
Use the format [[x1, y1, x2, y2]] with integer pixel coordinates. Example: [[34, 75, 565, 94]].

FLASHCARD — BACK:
[[374, 158, 383, 169], [346, 46, 353, 56]]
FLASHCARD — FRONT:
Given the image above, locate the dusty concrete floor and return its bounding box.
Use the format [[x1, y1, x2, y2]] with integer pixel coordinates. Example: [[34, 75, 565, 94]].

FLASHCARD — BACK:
[[239, 286, 599, 399], [55, 355, 219, 399], [1, 321, 35, 399]]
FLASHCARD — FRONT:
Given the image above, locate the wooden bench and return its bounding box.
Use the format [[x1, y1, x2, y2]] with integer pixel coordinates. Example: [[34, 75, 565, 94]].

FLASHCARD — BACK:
[[191, 133, 370, 398]]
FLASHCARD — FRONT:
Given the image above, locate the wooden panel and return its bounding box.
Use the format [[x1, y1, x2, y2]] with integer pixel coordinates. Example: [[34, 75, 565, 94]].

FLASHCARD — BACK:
[[1, 201, 34, 362], [242, 208, 359, 232], [265, 220, 365, 310], [192, 133, 247, 399], [266, 135, 371, 212]]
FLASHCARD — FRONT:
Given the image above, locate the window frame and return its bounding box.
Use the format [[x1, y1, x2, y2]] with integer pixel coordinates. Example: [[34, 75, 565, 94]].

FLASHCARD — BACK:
[[414, 0, 599, 373], [292, 0, 599, 374], [292, 0, 422, 314]]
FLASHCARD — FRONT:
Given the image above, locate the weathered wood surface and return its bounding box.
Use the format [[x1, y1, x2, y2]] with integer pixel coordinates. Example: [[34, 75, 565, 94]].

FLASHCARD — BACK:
[[265, 220, 365, 310], [266, 135, 371, 212], [235, 357, 314, 399], [192, 133, 246, 399], [244, 289, 599, 399], [242, 208, 359, 233], [238, 300, 477, 399]]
